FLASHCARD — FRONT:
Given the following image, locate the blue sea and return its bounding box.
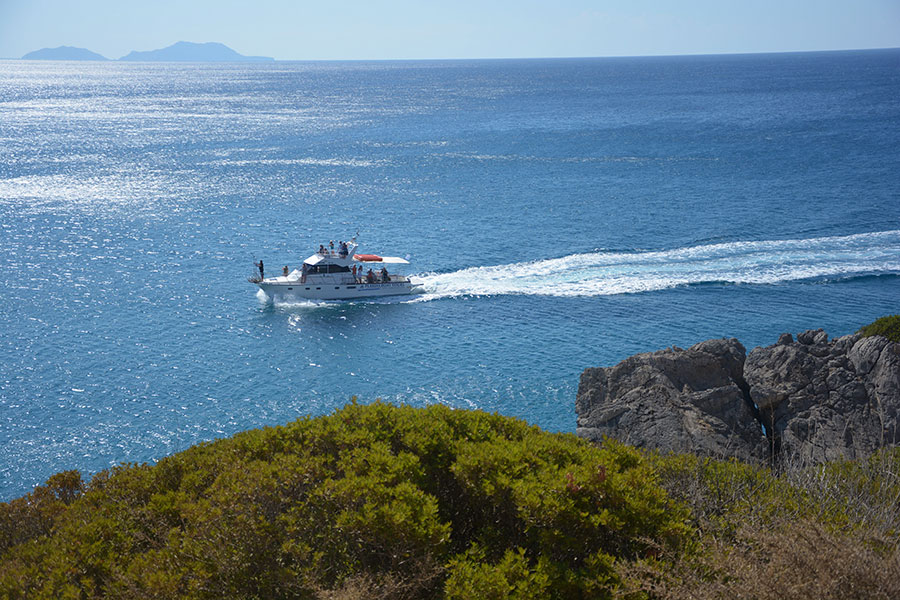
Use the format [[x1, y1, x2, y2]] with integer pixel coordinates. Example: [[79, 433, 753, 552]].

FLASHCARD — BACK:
[[1, 49, 899, 500]]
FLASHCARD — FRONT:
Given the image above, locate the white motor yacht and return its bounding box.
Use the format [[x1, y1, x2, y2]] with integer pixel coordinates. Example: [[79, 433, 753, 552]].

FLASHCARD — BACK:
[[251, 236, 423, 301]]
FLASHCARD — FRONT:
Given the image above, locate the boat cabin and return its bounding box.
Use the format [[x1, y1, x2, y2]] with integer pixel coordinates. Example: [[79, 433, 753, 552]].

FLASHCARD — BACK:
[[251, 235, 420, 301], [279, 239, 411, 286]]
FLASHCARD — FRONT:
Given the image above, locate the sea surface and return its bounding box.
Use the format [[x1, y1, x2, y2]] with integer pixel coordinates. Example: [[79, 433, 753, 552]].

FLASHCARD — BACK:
[[1, 50, 899, 500]]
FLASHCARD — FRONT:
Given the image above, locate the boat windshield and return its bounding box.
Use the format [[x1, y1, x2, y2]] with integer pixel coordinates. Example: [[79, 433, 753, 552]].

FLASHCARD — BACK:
[[306, 264, 350, 274]]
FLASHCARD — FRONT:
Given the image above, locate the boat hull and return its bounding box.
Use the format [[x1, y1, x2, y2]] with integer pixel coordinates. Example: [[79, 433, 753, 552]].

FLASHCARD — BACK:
[[258, 280, 422, 301]]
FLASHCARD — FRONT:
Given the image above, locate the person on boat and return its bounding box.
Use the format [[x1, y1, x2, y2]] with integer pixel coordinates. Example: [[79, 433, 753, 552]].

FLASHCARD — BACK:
[[301, 263, 308, 283], [329, 241, 335, 254], [366, 268, 375, 283], [351, 264, 357, 280], [381, 267, 389, 282], [256, 260, 264, 279], [339, 241, 348, 258], [318, 244, 326, 255], [283, 265, 289, 277]]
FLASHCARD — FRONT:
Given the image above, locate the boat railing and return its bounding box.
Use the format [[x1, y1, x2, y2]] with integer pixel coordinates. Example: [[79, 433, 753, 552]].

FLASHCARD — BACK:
[[316, 243, 356, 259], [350, 274, 408, 284]]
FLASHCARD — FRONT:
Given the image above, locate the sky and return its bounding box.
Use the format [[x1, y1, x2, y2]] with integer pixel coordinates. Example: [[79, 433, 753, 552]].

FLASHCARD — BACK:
[[1, 0, 899, 60]]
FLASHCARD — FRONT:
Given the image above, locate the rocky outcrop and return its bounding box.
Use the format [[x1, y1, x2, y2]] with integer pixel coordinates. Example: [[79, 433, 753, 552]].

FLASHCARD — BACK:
[[576, 338, 768, 461], [745, 329, 900, 463], [576, 329, 900, 464]]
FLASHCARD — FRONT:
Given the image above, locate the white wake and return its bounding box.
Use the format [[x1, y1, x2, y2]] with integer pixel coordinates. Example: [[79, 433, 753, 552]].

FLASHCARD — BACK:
[[416, 230, 900, 299]]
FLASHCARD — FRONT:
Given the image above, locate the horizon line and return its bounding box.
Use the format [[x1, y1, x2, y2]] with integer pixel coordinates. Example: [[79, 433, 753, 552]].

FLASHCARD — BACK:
[[6, 45, 899, 63]]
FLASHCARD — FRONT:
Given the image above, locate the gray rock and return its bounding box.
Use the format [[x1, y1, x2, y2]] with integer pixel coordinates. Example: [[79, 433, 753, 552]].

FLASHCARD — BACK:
[[576, 338, 767, 460], [742, 332, 899, 463], [577, 330, 900, 465], [797, 329, 824, 345], [849, 334, 888, 375]]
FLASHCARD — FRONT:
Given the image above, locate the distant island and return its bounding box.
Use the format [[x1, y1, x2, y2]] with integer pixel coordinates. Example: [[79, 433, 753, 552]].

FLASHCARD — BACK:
[[21, 41, 273, 62], [21, 46, 109, 61], [119, 41, 273, 62]]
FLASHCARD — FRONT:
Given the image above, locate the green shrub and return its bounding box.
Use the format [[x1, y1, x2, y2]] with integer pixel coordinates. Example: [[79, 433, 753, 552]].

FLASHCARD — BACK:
[[0, 470, 83, 554], [617, 518, 900, 600], [652, 453, 806, 536], [0, 401, 690, 600], [445, 546, 552, 600], [633, 449, 900, 600], [859, 314, 900, 342], [791, 447, 900, 539], [4, 403, 895, 599], [653, 447, 900, 541]]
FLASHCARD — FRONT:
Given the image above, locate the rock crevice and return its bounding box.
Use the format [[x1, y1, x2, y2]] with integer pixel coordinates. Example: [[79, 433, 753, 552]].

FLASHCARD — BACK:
[[576, 329, 900, 464]]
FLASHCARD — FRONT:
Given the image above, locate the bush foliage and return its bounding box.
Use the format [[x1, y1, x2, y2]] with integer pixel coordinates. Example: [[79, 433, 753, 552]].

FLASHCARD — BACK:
[[630, 448, 900, 599], [2, 402, 898, 599], [0, 401, 689, 599], [859, 314, 900, 342]]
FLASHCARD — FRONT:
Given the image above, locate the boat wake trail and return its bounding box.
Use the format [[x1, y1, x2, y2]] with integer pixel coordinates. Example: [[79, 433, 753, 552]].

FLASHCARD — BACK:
[[416, 230, 900, 299]]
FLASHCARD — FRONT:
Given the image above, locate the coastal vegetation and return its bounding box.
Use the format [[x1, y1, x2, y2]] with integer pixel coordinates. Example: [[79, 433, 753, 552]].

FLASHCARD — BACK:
[[2, 400, 898, 599], [859, 314, 900, 342]]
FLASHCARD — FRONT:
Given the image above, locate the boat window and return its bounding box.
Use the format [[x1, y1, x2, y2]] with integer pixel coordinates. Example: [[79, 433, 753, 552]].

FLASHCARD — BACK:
[[306, 264, 351, 274]]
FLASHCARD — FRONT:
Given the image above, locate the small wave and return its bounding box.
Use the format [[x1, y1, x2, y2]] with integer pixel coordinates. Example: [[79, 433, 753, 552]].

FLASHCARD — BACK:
[[813, 272, 900, 285], [269, 294, 424, 309], [213, 157, 384, 167], [363, 140, 448, 148], [269, 297, 335, 309], [417, 230, 900, 299], [437, 152, 718, 164]]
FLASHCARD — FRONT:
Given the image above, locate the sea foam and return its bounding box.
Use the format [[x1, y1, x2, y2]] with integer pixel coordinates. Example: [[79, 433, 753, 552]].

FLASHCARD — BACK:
[[417, 230, 900, 299]]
